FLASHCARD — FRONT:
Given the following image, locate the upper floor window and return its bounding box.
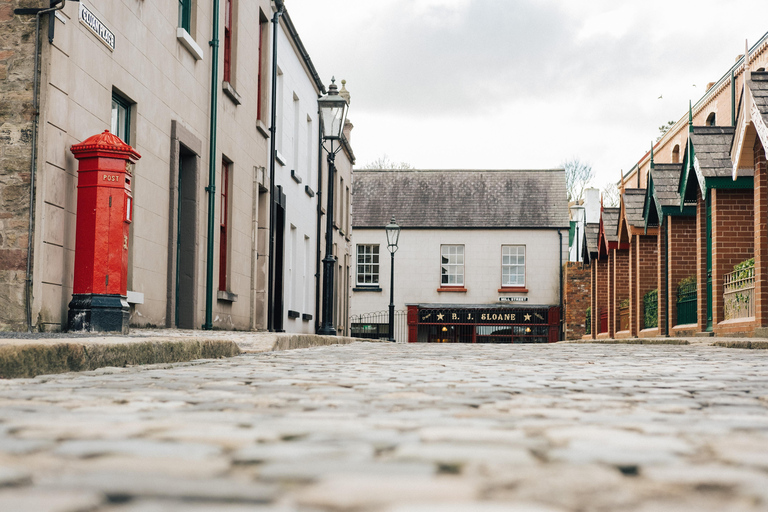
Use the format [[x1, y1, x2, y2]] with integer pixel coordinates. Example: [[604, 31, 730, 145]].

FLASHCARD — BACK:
[[179, 0, 191, 32], [502, 245, 525, 287], [223, 0, 234, 83], [441, 245, 464, 286], [356, 244, 379, 286], [111, 92, 131, 145], [672, 144, 680, 164], [706, 112, 716, 126]]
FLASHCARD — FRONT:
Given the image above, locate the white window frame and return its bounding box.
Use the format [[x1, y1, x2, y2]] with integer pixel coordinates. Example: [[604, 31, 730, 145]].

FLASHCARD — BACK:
[[356, 244, 380, 286], [440, 245, 464, 286], [501, 245, 526, 287]]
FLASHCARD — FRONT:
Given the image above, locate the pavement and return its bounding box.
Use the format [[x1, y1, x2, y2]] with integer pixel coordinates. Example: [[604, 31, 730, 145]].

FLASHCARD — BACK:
[[1, 341, 767, 511]]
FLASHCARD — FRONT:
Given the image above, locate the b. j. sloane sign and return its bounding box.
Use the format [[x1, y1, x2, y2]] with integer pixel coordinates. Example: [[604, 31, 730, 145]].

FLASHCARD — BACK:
[[79, 3, 115, 52]]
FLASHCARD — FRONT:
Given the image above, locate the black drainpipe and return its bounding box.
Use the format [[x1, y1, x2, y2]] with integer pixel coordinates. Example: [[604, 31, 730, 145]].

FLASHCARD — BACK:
[[17, 0, 69, 331], [314, 114, 323, 333], [267, 0, 284, 332], [558, 229, 564, 341]]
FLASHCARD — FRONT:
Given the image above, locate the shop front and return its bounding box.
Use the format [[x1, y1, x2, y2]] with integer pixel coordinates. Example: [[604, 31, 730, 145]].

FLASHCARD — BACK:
[[406, 304, 561, 343]]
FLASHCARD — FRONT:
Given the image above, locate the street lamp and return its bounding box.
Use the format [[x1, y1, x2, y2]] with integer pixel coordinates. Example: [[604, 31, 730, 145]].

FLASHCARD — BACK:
[[385, 217, 400, 342], [317, 78, 349, 336]]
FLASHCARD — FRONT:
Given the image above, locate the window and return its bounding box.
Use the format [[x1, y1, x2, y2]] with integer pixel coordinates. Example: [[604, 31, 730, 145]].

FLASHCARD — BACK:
[[256, 12, 268, 122], [223, 0, 234, 83], [672, 144, 680, 164], [178, 0, 191, 32], [111, 93, 131, 145], [441, 245, 464, 286], [502, 245, 525, 287], [293, 93, 300, 173], [706, 112, 716, 126], [219, 159, 230, 291], [356, 245, 379, 285]]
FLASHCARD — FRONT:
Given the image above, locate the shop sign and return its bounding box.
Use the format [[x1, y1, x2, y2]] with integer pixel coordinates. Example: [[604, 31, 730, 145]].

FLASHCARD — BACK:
[[418, 307, 548, 324], [499, 296, 528, 302], [79, 3, 115, 52]]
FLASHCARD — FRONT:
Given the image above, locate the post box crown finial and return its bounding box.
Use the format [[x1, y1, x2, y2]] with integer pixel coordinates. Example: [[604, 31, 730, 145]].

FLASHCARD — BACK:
[[70, 130, 141, 160]]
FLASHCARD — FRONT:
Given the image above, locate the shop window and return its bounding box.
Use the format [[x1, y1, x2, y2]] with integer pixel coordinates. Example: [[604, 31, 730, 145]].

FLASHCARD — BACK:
[[441, 245, 464, 286], [356, 244, 379, 285], [111, 92, 132, 145], [672, 144, 680, 164], [219, 159, 231, 291], [502, 245, 525, 287], [706, 112, 716, 126]]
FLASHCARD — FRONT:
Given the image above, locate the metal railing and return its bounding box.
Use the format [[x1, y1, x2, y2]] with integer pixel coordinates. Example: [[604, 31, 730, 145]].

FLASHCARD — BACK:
[[676, 281, 697, 325], [350, 310, 408, 343], [644, 289, 658, 329], [724, 266, 755, 320]]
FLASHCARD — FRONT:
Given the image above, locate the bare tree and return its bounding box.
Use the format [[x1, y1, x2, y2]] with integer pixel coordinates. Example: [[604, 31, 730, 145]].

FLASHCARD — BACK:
[[601, 181, 620, 207], [561, 158, 594, 203], [656, 120, 675, 142], [360, 154, 414, 170]]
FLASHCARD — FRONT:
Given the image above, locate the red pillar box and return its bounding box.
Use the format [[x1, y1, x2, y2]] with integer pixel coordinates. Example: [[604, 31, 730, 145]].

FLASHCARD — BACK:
[[67, 131, 140, 333]]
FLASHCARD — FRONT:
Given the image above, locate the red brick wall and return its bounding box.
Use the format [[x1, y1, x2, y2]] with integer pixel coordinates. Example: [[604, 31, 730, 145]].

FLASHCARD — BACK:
[[712, 188, 754, 333], [628, 239, 638, 336], [667, 216, 697, 328], [636, 235, 658, 333], [565, 262, 591, 340], [696, 189, 708, 332], [612, 249, 629, 335], [595, 258, 608, 335], [754, 137, 768, 328]]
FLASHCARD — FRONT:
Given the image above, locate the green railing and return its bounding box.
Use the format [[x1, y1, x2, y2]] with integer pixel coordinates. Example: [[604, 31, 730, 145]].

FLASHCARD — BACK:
[[644, 289, 658, 329], [676, 280, 697, 325]]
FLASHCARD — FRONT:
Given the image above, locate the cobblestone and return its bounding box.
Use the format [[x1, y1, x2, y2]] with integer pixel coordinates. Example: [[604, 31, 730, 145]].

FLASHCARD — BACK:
[[0, 342, 767, 510]]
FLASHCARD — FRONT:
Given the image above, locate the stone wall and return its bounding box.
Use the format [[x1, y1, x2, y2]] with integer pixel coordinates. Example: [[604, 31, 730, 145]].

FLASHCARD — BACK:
[[0, 1, 41, 330], [564, 261, 590, 340]]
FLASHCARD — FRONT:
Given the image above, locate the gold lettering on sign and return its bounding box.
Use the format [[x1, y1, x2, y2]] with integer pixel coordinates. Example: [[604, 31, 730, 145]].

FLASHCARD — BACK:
[[103, 174, 119, 182], [467, 313, 473, 320], [452, 313, 458, 320]]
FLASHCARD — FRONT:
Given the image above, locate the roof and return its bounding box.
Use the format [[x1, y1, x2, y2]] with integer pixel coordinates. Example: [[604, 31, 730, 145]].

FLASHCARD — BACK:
[[689, 126, 737, 179], [602, 208, 620, 243], [622, 188, 646, 228], [584, 222, 600, 256], [351, 169, 570, 229], [650, 163, 683, 209], [750, 71, 768, 119]]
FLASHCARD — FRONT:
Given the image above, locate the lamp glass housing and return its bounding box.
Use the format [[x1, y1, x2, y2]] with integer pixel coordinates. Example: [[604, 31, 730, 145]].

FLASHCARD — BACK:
[[386, 217, 400, 254], [319, 96, 348, 140]]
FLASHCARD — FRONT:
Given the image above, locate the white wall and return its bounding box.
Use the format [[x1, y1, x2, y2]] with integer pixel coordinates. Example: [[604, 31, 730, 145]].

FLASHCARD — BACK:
[[350, 228, 566, 317]]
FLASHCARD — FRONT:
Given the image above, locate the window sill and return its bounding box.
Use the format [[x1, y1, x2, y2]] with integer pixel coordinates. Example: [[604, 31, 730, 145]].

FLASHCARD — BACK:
[[302, 313, 313, 322], [275, 150, 286, 166], [305, 185, 315, 198], [499, 287, 528, 293], [256, 120, 270, 139], [437, 287, 467, 293], [177, 28, 204, 61], [217, 290, 238, 302], [222, 81, 242, 105], [353, 286, 382, 292], [288, 310, 300, 319], [291, 169, 302, 184]]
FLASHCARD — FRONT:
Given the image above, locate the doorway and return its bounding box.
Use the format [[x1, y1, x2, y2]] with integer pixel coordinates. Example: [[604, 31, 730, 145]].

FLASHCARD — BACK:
[[175, 147, 198, 329], [272, 188, 286, 332]]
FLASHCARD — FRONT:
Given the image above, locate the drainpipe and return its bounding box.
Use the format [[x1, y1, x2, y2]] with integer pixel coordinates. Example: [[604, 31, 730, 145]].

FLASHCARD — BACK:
[[203, 0, 221, 330], [558, 229, 564, 341], [267, 0, 285, 332], [18, 0, 69, 332], [314, 113, 323, 332]]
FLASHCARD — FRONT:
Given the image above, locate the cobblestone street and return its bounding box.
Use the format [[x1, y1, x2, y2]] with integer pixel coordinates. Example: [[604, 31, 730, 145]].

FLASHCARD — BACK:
[[1, 342, 768, 511]]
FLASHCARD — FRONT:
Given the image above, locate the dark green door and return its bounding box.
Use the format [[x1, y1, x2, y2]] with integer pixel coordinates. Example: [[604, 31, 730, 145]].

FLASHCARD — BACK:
[[706, 193, 713, 331]]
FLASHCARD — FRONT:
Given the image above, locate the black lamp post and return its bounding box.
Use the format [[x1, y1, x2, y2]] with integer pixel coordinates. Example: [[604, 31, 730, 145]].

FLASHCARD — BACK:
[[385, 217, 400, 342], [317, 78, 349, 336]]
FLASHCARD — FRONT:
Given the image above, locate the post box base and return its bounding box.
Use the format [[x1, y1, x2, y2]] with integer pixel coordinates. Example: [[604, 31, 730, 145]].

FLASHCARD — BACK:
[[67, 294, 130, 334]]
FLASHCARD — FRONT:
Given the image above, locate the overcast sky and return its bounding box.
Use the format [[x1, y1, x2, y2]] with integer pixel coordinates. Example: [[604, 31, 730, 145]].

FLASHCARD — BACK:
[[285, 0, 767, 189]]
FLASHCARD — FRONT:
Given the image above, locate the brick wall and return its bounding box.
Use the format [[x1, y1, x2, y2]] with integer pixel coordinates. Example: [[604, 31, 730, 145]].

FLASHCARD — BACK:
[[628, 238, 638, 336], [696, 190, 708, 332], [564, 261, 590, 340], [612, 249, 629, 336], [595, 258, 608, 336], [667, 216, 697, 330], [712, 188, 754, 334], [0, 2, 39, 330], [754, 137, 768, 329], [636, 235, 658, 333]]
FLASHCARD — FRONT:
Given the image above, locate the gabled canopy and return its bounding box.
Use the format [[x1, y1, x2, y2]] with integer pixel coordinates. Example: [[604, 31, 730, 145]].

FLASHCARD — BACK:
[[582, 222, 600, 264], [732, 72, 768, 178], [679, 126, 737, 206], [618, 188, 652, 243], [643, 163, 691, 231], [597, 207, 621, 259]]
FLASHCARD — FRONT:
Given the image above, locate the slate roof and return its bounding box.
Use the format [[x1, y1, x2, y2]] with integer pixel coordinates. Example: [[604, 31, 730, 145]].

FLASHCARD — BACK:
[[352, 169, 570, 229], [750, 71, 768, 118], [602, 208, 620, 243], [622, 188, 646, 228], [690, 126, 737, 178], [584, 222, 600, 256], [650, 163, 683, 208]]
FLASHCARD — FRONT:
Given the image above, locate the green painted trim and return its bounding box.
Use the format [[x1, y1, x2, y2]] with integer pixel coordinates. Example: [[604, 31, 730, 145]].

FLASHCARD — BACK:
[[706, 176, 754, 190], [664, 205, 695, 217]]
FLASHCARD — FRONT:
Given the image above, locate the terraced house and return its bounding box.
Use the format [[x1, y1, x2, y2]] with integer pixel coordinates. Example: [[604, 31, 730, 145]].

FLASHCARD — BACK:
[[585, 32, 768, 339]]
